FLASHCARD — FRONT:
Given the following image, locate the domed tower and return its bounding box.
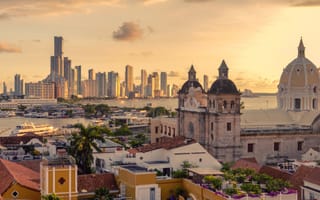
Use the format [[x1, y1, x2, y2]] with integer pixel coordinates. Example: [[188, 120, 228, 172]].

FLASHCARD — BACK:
[[278, 38, 320, 111], [177, 65, 207, 142], [206, 60, 241, 162]]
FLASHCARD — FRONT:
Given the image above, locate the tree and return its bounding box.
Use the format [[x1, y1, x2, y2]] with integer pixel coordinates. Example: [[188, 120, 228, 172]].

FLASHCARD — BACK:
[[68, 124, 105, 174], [129, 133, 147, 148], [114, 124, 132, 136], [42, 193, 61, 200], [95, 187, 112, 200], [146, 106, 170, 117]]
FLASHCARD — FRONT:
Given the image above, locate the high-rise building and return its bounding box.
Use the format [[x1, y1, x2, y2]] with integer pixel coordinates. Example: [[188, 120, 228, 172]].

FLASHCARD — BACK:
[[88, 68, 95, 80], [152, 72, 160, 97], [160, 72, 167, 96], [81, 80, 96, 98], [96, 72, 107, 97], [63, 57, 72, 96], [14, 74, 23, 96], [3, 82, 7, 95], [147, 74, 155, 97], [25, 82, 55, 99], [75, 65, 82, 95], [50, 36, 64, 77], [203, 75, 209, 92], [166, 84, 172, 97], [140, 69, 147, 98], [125, 65, 133, 97], [108, 71, 120, 98]]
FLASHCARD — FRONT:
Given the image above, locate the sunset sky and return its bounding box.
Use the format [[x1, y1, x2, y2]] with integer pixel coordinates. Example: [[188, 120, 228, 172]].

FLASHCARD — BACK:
[[1, 0, 320, 93]]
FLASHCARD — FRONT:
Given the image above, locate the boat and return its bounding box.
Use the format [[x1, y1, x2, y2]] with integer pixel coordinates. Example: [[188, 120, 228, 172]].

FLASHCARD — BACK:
[[11, 122, 58, 136]]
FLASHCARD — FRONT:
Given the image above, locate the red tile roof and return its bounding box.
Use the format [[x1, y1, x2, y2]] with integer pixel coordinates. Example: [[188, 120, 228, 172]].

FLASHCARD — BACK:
[[232, 157, 261, 172], [259, 165, 291, 181], [0, 159, 40, 194], [0, 136, 43, 146], [304, 166, 320, 185], [78, 173, 118, 193], [17, 160, 41, 173], [134, 136, 195, 153], [289, 165, 315, 200]]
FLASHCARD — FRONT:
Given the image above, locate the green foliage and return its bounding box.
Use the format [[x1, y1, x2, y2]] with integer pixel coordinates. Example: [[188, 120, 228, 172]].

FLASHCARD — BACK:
[[204, 176, 223, 190], [146, 106, 170, 117], [221, 162, 233, 172], [175, 187, 187, 198], [172, 169, 188, 178], [266, 179, 291, 193], [42, 193, 61, 200], [67, 123, 105, 174], [224, 188, 238, 196], [95, 187, 112, 200], [114, 124, 132, 136], [240, 183, 262, 194], [129, 133, 147, 148]]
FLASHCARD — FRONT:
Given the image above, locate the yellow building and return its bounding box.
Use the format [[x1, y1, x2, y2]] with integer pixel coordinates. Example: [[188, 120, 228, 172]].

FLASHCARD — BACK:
[[40, 156, 78, 200], [0, 159, 41, 200]]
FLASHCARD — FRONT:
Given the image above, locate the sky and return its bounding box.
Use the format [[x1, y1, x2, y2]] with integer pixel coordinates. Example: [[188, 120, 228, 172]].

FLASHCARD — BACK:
[[1, 0, 320, 93]]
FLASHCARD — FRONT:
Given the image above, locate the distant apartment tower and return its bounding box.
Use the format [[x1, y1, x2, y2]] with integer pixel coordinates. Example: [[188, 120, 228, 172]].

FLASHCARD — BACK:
[[25, 82, 55, 99], [81, 80, 96, 98], [160, 72, 167, 96], [96, 72, 107, 97], [75, 65, 82, 95], [152, 72, 160, 97], [108, 71, 120, 98], [50, 36, 64, 77], [166, 84, 172, 97], [140, 69, 147, 98], [3, 82, 7, 95], [88, 68, 95, 80], [63, 57, 72, 96], [203, 75, 209, 92], [14, 74, 24, 96], [125, 65, 133, 97], [147, 74, 155, 97]]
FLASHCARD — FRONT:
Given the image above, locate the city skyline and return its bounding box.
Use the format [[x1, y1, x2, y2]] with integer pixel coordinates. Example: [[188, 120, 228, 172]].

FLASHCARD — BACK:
[[1, 0, 320, 92]]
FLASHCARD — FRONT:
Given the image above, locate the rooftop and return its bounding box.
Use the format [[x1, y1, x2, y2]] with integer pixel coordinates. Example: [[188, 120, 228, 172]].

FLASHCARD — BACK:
[[121, 165, 149, 173], [42, 155, 76, 166], [78, 173, 118, 193]]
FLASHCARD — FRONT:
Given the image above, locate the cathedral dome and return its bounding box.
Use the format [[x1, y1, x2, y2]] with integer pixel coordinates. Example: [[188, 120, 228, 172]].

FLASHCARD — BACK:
[[208, 60, 240, 95], [209, 79, 239, 94], [178, 65, 204, 94], [279, 39, 319, 89]]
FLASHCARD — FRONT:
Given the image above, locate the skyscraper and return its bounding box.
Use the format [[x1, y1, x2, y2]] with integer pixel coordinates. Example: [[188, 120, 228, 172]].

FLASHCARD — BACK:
[[14, 74, 23, 96], [152, 72, 160, 97], [125, 65, 133, 97], [203, 75, 209, 92], [96, 72, 107, 97], [88, 68, 95, 80], [50, 36, 64, 77], [160, 72, 167, 96], [3, 82, 7, 95], [75, 65, 82, 95], [108, 71, 120, 98], [63, 57, 72, 96], [140, 69, 147, 98]]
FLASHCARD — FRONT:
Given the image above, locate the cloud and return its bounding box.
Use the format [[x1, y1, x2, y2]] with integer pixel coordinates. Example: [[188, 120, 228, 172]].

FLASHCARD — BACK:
[[184, 0, 213, 2], [290, 0, 320, 6], [168, 71, 180, 77], [113, 22, 145, 41], [0, 0, 119, 20], [0, 43, 21, 53]]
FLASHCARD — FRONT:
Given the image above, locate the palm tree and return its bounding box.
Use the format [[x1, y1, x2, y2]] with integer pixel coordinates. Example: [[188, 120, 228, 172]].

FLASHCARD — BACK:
[[95, 187, 112, 200], [68, 123, 105, 174], [42, 193, 61, 200]]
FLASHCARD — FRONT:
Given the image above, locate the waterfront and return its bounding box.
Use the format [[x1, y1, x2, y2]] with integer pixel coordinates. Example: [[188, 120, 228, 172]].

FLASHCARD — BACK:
[[0, 95, 277, 136]]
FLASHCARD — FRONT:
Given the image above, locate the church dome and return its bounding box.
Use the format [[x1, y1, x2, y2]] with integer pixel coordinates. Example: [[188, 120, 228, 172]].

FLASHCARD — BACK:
[[208, 60, 240, 95], [178, 65, 204, 94], [209, 79, 239, 94], [279, 39, 320, 89]]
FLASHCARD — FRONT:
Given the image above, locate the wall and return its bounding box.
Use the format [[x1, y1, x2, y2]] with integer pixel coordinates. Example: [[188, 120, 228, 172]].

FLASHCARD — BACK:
[[156, 178, 183, 200], [2, 183, 40, 200]]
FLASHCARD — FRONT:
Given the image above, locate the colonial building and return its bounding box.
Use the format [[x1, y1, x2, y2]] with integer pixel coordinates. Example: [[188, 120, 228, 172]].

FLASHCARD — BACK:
[[172, 39, 320, 163]]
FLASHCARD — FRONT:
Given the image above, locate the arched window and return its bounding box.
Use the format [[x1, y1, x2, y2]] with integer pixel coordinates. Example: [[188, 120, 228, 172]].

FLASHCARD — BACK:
[[313, 98, 317, 109], [231, 101, 235, 109], [211, 122, 213, 131], [223, 101, 227, 109]]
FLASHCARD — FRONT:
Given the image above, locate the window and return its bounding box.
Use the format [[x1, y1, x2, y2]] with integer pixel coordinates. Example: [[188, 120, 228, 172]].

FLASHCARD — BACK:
[[247, 143, 254, 153], [274, 142, 280, 151], [313, 99, 317, 109], [150, 188, 156, 200], [231, 101, 235, 109], [199, 158, 202, 162], [213, 100, 215, 108], [294, 98, 301, 110], [11, 191, 19, 198], [227, 122, 232, 131], [211, 122, 214, 131], [223, 101, 227, 109], [297, 141, 303, 151], [155, 126, 158, 134], [156, 138, 159, 143]]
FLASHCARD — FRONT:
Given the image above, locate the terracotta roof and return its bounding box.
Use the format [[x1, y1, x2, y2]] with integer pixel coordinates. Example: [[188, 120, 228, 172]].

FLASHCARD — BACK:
[[78, 173, 118, 193], [0, 159, 40, 194], [259, 166, 291, 181], [304, 166, 320, 185], [0, 136, 43, 146], [232, 157, 261, 172], [17, 160, 41, 173], [289, 165, 315, 200], [134, 136, 195, 153]]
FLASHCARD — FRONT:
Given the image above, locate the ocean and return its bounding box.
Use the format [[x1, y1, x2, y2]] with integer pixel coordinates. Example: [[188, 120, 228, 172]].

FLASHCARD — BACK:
[[0, 95, 277, 136]]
